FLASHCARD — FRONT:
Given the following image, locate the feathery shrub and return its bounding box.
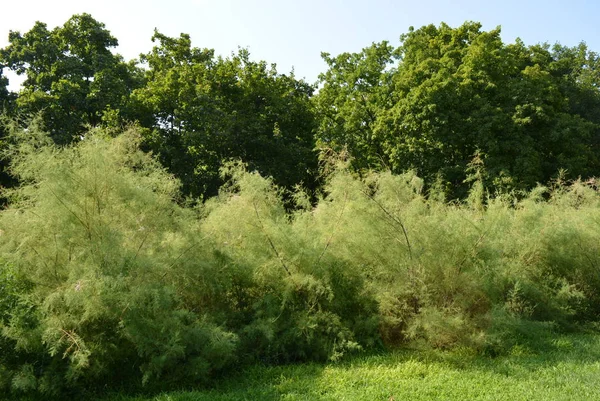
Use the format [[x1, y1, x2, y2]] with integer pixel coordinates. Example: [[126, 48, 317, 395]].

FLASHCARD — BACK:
[[1, 125, 599, 397]]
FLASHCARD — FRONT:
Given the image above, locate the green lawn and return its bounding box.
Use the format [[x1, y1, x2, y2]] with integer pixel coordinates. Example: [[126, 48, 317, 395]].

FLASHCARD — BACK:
[[106, 333, 600, 401]]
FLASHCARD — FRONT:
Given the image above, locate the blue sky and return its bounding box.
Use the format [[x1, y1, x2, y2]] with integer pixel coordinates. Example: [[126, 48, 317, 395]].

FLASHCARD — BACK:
[[2, 0, 599, 87]]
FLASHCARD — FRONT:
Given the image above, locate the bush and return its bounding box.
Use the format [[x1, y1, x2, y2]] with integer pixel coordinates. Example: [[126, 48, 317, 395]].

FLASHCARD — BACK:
[[0, 127, 238, 395], [1, 125, 600, 397], [201, 165, 377, 363]]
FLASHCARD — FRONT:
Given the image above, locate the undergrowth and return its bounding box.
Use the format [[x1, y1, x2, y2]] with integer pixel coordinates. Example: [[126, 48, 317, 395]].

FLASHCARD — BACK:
[[0, 126, 599, 397]]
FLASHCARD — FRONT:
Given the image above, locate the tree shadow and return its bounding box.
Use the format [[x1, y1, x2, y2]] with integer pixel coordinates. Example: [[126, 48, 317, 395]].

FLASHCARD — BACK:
[[100, 332, 600, 401]]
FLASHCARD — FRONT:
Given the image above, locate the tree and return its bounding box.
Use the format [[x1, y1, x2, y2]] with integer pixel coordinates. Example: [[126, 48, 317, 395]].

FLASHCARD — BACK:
[[1, 14, 143, 144], [383, 22, 600, 194], [132, 31, 318, 199], [316, 22, 600, 197], [314, 42, 396, 171], [0, 67, 18, 197], [0, 127, 238, 394], [0, 67, 10, 110]]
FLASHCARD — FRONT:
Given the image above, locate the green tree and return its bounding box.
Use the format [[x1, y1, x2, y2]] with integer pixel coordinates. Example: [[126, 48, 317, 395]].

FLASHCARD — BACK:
[[384, 23, 600, 193], [1, 14, 143, 144], [130, 31, 221, 197], [0, 127, 238, 394], [0, 67, 11, 110], [133, 32, 318, 199], [316, 22, 600, 197], [0, 67, 18, 196], [315, 41, 396, 171]]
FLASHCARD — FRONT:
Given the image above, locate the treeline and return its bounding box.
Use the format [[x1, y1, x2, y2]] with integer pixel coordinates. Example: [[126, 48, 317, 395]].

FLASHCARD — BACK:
[[0, 14, 317, 201], [1, 15, 599, 200]]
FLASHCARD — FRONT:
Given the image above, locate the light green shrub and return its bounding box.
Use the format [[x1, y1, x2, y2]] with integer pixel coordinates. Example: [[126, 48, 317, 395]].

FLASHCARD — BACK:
[[0, 127, 238, 394], [1, 124, 600, 398]]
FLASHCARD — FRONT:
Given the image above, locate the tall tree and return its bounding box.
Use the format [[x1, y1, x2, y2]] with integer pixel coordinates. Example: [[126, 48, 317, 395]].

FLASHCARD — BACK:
[[133, 31, 318, 199], [0, 67, 10, 110], [382, 22, 600, 193], [0, 66, 17, 195], [1, 14, 143, 144], [316, 22, 600, 197], [315, 42, 396, 171]]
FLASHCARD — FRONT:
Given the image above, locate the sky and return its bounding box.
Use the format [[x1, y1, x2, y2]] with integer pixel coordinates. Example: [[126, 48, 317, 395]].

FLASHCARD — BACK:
[[2, 0, 599, 89]]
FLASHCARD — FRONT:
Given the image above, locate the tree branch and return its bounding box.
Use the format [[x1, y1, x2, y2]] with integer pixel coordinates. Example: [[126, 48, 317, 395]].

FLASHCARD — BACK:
[[253, 201, 291, 276]]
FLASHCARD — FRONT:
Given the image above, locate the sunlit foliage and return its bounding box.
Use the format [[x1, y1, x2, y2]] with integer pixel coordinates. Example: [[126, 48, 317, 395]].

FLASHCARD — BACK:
[[1, 126, 599, 397]]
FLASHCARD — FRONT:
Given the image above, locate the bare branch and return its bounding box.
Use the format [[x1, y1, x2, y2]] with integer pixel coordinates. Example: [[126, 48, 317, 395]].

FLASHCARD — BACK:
[[361, 189, 412, 260], [253, 201, 291, 276], [317, 190, 348, 264]]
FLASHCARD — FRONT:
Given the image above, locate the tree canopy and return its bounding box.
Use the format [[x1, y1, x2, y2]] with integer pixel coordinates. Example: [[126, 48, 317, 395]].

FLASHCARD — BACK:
[[316, 22, 600, 196], [1, 14, 142, 144], [132, 31, 318, 199], [0, 68, 10, 110], [2, 17, 600, 200]]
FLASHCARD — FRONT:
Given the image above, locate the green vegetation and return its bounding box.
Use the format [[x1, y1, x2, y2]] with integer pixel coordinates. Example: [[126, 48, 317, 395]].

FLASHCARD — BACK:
[[0, 14, 142, 145], [315, 22, 600, 197], [0, 125, 599, 398], [2, 17, 600, 201], [1, 13, 600, 400], [0, 14, 319, 200], [105, 333, 600, 401], [131, 32, 318, 199]]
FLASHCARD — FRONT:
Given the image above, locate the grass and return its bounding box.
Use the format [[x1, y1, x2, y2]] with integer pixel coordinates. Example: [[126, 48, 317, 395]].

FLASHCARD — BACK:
[[103, 333, 600, 401]]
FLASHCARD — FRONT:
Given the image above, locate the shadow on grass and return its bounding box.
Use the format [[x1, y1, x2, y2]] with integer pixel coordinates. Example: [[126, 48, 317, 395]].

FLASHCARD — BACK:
[[341, 330, 600, 379], [103, 361, 327, 401], [100, 331, 600, 401]]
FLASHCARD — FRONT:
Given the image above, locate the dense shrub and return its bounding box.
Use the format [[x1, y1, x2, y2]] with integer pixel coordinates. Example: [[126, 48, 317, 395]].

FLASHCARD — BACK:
[[0, 125, 599, 397], [202, 165, 378, 363], [0, 127, 239, 394]]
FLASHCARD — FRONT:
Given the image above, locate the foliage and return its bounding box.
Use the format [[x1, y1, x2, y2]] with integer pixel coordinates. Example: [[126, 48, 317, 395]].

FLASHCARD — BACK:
[[0, 67, 12, 111], [3, 15, 600, 202], [2, 15, 600, 398], [0, 69, 18, 196], [0, 14, 143, 144], [316, 22, 600, 198], [315, 41, 396, 171], [0, 126, 363, 397], [201, 163, 377, 363], [0, 126, 238, 395], [132, 32, 318, 199], [2, 125, 600, 398]]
